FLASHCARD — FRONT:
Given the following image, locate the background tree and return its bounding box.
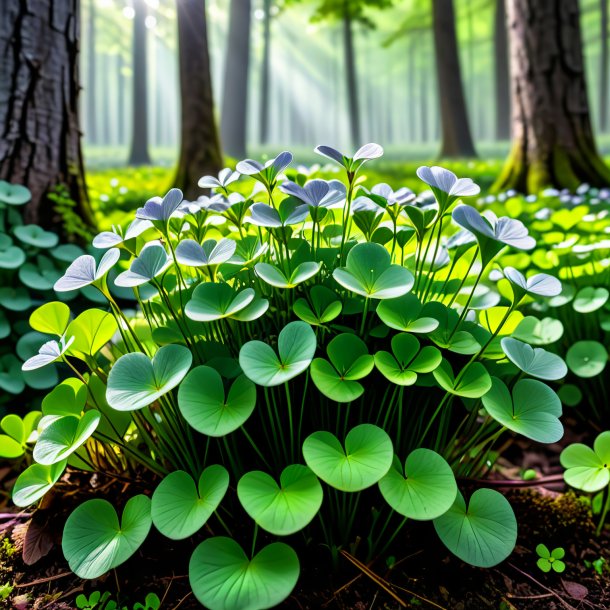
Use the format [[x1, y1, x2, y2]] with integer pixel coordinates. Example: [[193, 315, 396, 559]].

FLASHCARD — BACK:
[[0, 0, 94, 230], [494, 0, 610, 192], [600, 0, 608, 132], [494, 0, 510, 140], [259, 0, 273, 145], [221, 0, 252, 158], [174, 0, 223, 198]]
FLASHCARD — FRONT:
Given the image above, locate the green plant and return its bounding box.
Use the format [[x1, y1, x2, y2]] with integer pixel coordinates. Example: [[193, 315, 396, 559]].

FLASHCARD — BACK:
[[14, 147, 570, 608], [75, 591, 160, 610], [536, 544, 566, 573]]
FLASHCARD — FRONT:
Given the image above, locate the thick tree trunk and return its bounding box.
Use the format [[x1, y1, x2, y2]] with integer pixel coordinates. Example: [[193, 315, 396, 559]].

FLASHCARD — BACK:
[[86, 0, 97, 144], [221, 0, 251, 159], [174, 0, 223, 199], [343, 9, 361, 147], [128, 0, 151, 165], [494, 0, 610, 193], [494, 0, 511, 140], [600, 0, 608, 132], [259, 0, 271, 145], [0, 0, 94, 230], [431, 0, 477, 157]]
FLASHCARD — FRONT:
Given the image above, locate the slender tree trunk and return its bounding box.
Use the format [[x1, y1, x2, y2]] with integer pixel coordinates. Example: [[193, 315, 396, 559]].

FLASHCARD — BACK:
[[128, 0, 151, 165], [117, 53, 125, 144], [259, 0, 271, 145], [86, 0, 97, 144], [600, 0, 608, 132], [0, 0, 93, 230], [431, 0, 477, 157], [343, 7, 360, 146], [494, 0, 610, 193], [221, 0, 251, 158], [494, 0, 511, 140], [174, 0, 223, 199]]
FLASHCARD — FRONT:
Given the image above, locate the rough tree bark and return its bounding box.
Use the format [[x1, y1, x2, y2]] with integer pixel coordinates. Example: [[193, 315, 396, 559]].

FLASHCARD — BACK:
[[600, 0, 608, 132], [221, 0, 251, 159], [494, 0, 510, 140], [259, 0, 272, 145], [431, 0, 477, 157], [494, 0, 610, 193], [174, 0, 223, 199], [128, 0, 151, 165], [0, 0, 94, 230], [343, 5, 361, 146]]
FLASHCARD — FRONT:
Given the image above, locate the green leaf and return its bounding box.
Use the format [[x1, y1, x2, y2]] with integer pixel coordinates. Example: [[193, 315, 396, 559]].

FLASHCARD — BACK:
[[29, 302, 71, 336], [303, 424, 393, 492], [0, 354, 25, 394], [511, 316, 564, 346], [33, 411, 100, 465], [293, 285, 342, 325], [106, 344, 192, 411], [310, 334, 374, 402], [537, 558, 552, 572], [66, 309, 118, 359], [566, 341, 608, 378], [0, 181, 31, 205], [560, 431, 610, 493], [501, 338, 567, 381], [432, 360, 491, 398], [333, 243, 414, 299], [0, 246, 26, 270], [378, 449, 457, 520], [151, 466, 229, 540], [255, 261, 320, 288], [482, 378, 563, 443], [0, 435, 24, 459], [41, 377, 87, 423], [573, 286, 609, 313], [0, 287, 32, 310], [433, 489, 517, 567], [536, 543, 550, 558], [185, 283, 259, 322], [239, 321, 316, 387], [12, 460, 67, 507], [189, 538, 299, 610], [14, 224, 59, 248], [178, 366, 256, 436], [376, 294, 439, 333], [237, 465, 323, 536], [62, 495, 152, 579]]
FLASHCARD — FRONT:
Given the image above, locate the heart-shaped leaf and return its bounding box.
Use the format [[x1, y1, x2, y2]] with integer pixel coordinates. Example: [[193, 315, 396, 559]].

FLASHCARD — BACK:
[[33, 411, 100, 465], [238, 465, 323, 536], [14, 224, 59, 249], [12, 460, 67, 507], [293, 285, 342, 325], [512, 316, 564, 345], [185, 283, 259, 322], [178, 366, 256, 436], [114, 242, 171, 287], [175, 238, 236, 267], [333, 243, 414, 299], [106, 344, 192, 411], [239, 321, 316, 387], [501, 338, 567, 380], [379, 449, 457, 520], [66, 309, 118, 360], [0, 180, 31, 205], [433, 488, 517, 567], [255, 261, 321, 288], [63, 495, 152, 579], [560, 431, 610, 492], [303, 424, 393, 492], [433, 360, 491, 398], [29, 302, 71, 336], [0, 246, 26, 269], [573, 286, 609, 313], [482, 378, 563, 443], [189, 538, 299, 610], [566, 341, 608, 378], [375, 333, 442, 386], [376, 294, 439, 333], [151, 466, 229, 539], [310, 334, 374, 402]]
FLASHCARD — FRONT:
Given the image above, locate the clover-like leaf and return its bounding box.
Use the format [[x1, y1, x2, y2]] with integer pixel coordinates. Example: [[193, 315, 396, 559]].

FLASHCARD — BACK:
[[482, 378, 563, 443], [178, 366, 256, 436], [185, 283, 260, 322], [293, 285, 342, 325], [189, 538, 299, 610], [503, 267, 562, 301], [566, 341, 608, 378], [432, 360, 491, 398], [501, 338, 567, 380], [433, 488, 517, 567], [573, 286, 609, 313], [151, 466, 229, 540], [136, 188, 183, 222], [376, 294, 439, 333], [560, 431, 610, 493], [54, 249, 120, 291], [14, 225, 59, 249], [106, 344, 192, 411], [239, 321, 316, 387], [303, 424, 393, 492], [237, 465, 323, 536], [310, 334, 374, 402], [379, 449, 457, 520], [175, 238, 236, 267], [12, 460, 67, 507], [63, 495, 152, 579], [114, 242, 171, 287], [0, 180, 31, 205], [29, 302, 71, 336], [333, 243, 414, 299], [255, 261, 321, 289]]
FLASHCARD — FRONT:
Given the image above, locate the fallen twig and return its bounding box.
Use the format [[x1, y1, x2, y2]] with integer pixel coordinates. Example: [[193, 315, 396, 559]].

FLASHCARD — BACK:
[[508, 563, 577, 610], [15, 572, 73, 588]]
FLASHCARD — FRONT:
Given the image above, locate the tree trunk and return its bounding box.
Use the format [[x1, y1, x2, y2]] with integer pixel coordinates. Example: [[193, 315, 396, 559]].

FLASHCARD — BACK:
[[117, 53, 125, 144], [221, 0, 251, 159], [128, 0, 151, 165], [494, 0, 610, 193], [494, 0, 511, 140], [431, 0, 477, 157], [0, 0, 94, 230], [174, 0, 223, 199], [259, 0, 271, 145], [343, 8, 360, 146], [86, 0, 97, 144], [600, 0, 608, 132]]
